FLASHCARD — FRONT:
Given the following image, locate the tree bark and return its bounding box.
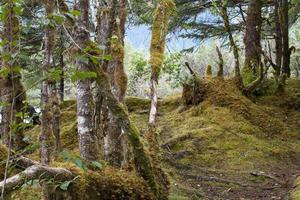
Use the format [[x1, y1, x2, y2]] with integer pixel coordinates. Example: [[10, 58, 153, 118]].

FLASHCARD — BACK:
[[244, 0, 263, 74], [75, 0, 99, 162]]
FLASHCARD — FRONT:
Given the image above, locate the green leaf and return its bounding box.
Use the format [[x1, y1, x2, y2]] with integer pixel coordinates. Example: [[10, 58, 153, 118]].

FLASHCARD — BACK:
[[59, 181, 72, 191], [69, 10, 81, 17], [90, 56, 100, 65], [52, 14, 65, 25], [74, 158, 87, 171], [92, 161, 102, 169]]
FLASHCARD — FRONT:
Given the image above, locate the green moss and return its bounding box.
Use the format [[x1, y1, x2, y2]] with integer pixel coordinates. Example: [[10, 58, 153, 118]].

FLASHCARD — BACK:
[[71, 167, 154, 200]]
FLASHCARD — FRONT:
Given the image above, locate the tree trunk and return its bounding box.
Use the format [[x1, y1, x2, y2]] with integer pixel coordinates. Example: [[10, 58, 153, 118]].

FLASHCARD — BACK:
[[147, 1, 175, 199], [274, 0, 282, 79], [94, 0, 112, 161], [59, 30, 65, 102], [75, 0, 99, 162], [104, 0, 130, 168], [280, 0, 290, 77], [0, 0, 26, 150], [244, 0, 263, 75], [41, 1, 59, 199], [220, 4, 243, 87]]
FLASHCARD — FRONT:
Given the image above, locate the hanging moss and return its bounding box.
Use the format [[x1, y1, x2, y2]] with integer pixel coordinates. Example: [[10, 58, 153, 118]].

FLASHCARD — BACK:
[[149, 0, 175, 80]]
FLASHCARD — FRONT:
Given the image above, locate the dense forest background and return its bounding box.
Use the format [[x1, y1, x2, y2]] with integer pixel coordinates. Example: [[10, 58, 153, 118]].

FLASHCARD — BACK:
[[0, 0, 300, 199]]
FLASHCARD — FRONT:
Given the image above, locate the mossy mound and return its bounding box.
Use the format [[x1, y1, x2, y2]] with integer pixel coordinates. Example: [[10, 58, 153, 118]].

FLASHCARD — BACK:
[[70, 167, 154, 200]]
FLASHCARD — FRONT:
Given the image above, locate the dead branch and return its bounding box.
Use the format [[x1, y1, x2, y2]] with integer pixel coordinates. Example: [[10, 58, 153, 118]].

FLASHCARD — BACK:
[[184, 62, 198, 77]]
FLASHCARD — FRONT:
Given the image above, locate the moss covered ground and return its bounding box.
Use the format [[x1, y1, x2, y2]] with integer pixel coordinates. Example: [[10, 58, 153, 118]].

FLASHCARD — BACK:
[[2, 78, 300, 199], [130, 78, 300, 199]]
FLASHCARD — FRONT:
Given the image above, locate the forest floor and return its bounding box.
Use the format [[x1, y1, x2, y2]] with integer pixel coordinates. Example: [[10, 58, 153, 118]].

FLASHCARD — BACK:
[[2, 78, 300, 200]]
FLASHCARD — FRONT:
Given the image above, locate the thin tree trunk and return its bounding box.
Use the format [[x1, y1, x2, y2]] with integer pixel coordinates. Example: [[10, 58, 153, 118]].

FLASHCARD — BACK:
[[40, 1, 57, 199], [274, 0, 282, 79], [244, 0, 263, 74], [59, 31, 65, 102], [147, 2, 175, 199], [280, 0, 290, 77], [75, 0, 99, 162], [220, 4, 243, 87]]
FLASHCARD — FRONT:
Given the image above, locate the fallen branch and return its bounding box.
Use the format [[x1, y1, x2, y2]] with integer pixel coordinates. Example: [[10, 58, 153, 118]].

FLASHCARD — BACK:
[[0, 165, 73, 194], [250, 171, 287, 185]]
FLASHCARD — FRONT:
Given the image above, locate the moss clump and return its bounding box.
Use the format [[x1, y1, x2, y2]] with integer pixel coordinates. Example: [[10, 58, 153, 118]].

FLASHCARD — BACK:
[[70, 167, 154, 200]]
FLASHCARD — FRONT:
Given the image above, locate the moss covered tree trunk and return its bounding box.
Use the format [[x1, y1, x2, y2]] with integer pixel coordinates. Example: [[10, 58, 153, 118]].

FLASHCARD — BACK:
[[147, 1, 175, 199], [75, 0, 99, 162], [40, 1, 59, 199], [104, 0, 130, 168], [243, 0, 263, 75], [0, 0, 26, 150], [94, 0, 111, 159], [220, 4, 243, 87]]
